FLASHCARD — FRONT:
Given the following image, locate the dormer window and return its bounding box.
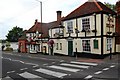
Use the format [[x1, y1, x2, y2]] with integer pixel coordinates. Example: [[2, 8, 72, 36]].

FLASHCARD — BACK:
[[82, 18, 90, 31]]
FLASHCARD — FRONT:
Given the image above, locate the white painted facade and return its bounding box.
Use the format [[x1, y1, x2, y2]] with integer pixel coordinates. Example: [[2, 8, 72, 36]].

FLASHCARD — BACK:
[[26, 32, 49, 54], [49, 13, 116, 56], [10, 42, 18, 51]]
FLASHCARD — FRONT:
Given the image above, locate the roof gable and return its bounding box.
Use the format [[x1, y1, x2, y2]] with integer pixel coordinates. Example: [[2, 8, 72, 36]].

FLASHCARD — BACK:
[[63, 0, 116, 20]]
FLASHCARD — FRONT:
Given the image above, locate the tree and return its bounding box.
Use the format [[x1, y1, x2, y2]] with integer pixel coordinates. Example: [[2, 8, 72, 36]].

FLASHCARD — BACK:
[[6, 26, 23, 42], [104, 2, 116, 11]]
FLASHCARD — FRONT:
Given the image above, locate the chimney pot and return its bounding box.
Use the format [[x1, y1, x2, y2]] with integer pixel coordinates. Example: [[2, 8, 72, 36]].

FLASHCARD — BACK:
[[35, 19, 38, 24], [56, 11, 62, 21]]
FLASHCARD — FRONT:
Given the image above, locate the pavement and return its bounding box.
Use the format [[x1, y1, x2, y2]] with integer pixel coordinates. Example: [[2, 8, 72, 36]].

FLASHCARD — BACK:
[[3, 51, 120, 64]]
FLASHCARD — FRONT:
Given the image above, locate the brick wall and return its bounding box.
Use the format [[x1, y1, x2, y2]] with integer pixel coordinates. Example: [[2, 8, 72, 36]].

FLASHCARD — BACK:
[[116, 1, 120, 44]]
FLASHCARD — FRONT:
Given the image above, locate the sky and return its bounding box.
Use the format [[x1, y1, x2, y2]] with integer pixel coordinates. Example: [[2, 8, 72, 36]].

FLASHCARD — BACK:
[[0, 0, 118, 39]]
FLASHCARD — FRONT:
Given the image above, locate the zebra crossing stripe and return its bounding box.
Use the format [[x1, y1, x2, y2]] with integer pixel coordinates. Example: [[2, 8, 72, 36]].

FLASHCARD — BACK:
[[19, 71, 42, 79], [35, 68, 67, 78], [49, 65, 80, 72], [110, 65, 115, 68], [2, 76, 13, 80], [84, 75, 93, 79], [70, 61, 98, 66], [60, 63, 89, 69], [94, 71, 102, 74]]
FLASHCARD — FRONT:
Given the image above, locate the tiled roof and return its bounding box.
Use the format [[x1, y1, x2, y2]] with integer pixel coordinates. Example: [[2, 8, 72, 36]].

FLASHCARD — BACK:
[[25, 18, 64, 38], [116, 0, 120, 15], [63, 0, 116, 20], [48, 21, 58, 29], [48, 17, 65, 29], [26, 22, 49, 38]]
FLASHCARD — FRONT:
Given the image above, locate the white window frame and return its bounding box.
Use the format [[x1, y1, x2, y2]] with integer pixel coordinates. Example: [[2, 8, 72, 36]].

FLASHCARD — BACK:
[[82, 40, 91, 52], [67, 21, 73, 33], [81, 17, 91, 31], [55, 28, 59, 34], [60, 43, 62, 50], [56, 43, 59, 50], [107, 38, 112, 51]]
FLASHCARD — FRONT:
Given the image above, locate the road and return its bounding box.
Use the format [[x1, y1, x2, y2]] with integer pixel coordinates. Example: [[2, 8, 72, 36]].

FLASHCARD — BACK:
[[1, 51, 119, 80]]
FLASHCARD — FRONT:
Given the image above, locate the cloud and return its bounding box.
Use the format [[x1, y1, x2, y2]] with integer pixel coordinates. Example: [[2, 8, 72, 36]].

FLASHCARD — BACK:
[[0, 0, 118, 39]]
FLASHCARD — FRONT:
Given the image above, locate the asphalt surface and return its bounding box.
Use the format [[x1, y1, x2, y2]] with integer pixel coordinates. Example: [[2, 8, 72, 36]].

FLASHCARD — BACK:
[[1, 51, 120, 80]]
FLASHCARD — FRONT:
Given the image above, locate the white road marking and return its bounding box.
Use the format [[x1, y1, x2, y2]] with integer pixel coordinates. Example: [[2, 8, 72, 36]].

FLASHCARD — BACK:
[[19, 61, 24, 64], [12, 60, 20, 62], [19, 72, 42, 78], [18, 55, 21, 56], [8, 58, 12, 61], [43, 64, 48, 66], [7, 71, 15, 74], [60, 60, 64, 62], [94, 71, 102, 74], [110, 65, 115, 68], [33, 65, 39, 68], [25, 63, 38, 66], [4, 58, 11, 61], [71, 61, 98, 66], [32, 57, 39, 59], [20, 68, 28, 70], [35, 68, 67, 78], [28, 56, 32, 58], [84, 75, 93, 79], [60, 63, 89, 69], [103, 68, 109, 71], [41, 58, 47, 60], [49, 65, 80, 72], [2, 76, 13, 80], [52, 62, 55, 64]]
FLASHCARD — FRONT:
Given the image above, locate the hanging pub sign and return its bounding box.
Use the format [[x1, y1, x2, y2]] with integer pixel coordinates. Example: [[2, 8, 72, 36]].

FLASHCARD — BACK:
[[47, 39, 54, 46], [106, 16, 114, 28]]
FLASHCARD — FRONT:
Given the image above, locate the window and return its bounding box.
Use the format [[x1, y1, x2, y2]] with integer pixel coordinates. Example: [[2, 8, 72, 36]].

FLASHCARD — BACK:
[[82, 18, 90, 31], [31, 45, 33, 49], [82, 40, 91, 51], [59, 29, 64, 34], [67, 21, 73, 33], [107, 38, 112, 51], [94, 40, 98, 49], [60, 43, 62, 50], [56, 43, 58, 50], [34, 45, 36, 50], [55, 28, 59, 33], [30, 33, 32, 37]]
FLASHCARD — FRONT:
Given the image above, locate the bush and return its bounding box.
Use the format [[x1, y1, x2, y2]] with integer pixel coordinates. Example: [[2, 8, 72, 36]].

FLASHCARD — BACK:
[[5, 48, 13, 51]]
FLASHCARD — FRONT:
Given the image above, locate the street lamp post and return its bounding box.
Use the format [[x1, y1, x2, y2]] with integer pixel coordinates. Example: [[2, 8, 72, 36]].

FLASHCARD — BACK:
[[75, 27, 79, 59], [108, 14, 112, 59], [36, 0, 43, 53]]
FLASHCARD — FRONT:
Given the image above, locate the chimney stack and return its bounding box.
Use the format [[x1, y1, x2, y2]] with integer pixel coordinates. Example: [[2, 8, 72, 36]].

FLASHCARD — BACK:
[[35, 19, 38, 24], [116, 0, 120, 15], [57, 11, 62, 21], [116, 0, 120, 44]]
